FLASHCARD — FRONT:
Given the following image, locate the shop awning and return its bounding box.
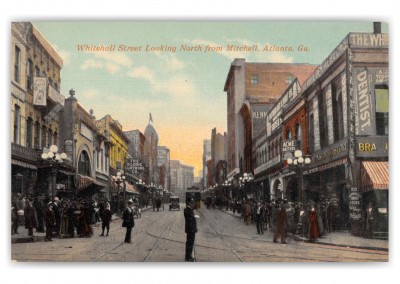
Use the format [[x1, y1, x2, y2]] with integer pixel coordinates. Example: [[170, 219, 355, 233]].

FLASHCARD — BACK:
[[361, 161, 389, 192], [125, 182, 140, 194], [78, 174, 106, 193]]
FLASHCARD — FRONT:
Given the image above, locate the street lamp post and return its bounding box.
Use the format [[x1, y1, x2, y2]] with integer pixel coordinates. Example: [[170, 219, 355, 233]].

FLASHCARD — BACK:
[[115, 170, 126, 215], [239, 173, 254, 200], [286, 150, 311, 203], [41, 145, 67, 199]]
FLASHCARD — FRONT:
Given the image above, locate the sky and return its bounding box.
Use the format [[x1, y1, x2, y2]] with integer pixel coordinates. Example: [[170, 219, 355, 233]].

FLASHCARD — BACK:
[[32, 21, 388, 176]]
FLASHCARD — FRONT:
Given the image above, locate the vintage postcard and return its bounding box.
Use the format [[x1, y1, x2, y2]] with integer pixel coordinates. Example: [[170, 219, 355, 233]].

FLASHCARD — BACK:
[[10, 21, 388, 262]]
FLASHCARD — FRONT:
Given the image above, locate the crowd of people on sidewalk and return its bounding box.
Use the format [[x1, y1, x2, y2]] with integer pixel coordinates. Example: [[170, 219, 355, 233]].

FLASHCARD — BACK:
[[11, 193, 114, 241], [207, 197, 336, 243]]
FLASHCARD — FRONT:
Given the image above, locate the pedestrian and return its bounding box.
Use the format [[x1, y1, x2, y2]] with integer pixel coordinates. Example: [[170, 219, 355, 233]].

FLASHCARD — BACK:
[[45, 202, 56, 241], [11, 201, 19, 235], [24, 198, 38, 236], [363, 203, 375, 238], [254, 202, 265, 234], [100, 202, 112, 237], [308, 206, 320, 242], [33, 197, 45, 233], [122, 199, 135, 243], [316, 203, 325, 236], [273, 202, 288, 244], [326, 201, 334, 233], [52, 197, 61, 237], [184, 198, 198, 262], [244, 201, 252, 225]]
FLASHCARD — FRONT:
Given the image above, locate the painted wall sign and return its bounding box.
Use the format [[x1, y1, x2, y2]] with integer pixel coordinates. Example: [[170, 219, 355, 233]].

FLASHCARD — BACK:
[[282, 140, 295, 152], [349, 187, 362, 221], [355, 136, 388, 157], [252, 104, 272, 138], [353, 68, 376, 135], [80, 123, 93, 141]]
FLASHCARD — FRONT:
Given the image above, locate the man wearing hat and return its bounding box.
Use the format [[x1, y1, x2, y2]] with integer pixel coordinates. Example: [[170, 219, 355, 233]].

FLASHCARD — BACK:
[[184, 198, 198, 261], [45, 202, 56, 241], [122, 199, 135, 243], [24, 198, 37, 237], [52, 197, 61, 237]]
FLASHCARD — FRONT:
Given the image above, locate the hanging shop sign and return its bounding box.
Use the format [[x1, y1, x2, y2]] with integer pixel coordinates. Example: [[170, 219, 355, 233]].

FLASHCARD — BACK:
[[349, 187, 362, 221], [33, 77, 47, 106], [355, 136, 388, 158]]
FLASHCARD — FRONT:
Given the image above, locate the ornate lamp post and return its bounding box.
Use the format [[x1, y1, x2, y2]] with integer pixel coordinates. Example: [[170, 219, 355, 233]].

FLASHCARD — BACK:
[[222, 180, 232, 202], [286, 150, 311, 203], [115, 170, 126, 214], [239, 173, 254, 200], [41, 145, 67, 199]]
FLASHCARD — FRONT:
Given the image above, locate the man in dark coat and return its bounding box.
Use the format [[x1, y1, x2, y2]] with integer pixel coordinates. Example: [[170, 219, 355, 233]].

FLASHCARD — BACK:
[[122, 199, 135, 243], [45, 202, 56, 241], [52, 197, 61, 237], [184, 198, 198, 262], [100, 202, 112, 237], [24, 199, 37, 236], [273, 203, 288, 244], [254, 202, 265, 234]]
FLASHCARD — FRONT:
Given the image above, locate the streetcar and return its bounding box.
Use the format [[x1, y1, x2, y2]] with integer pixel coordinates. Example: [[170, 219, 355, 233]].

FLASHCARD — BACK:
[[186, 186, 201, 209]]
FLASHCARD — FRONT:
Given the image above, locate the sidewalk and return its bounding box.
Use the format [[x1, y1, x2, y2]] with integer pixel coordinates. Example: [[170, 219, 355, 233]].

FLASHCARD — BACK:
[[219, 208, 388, 252], [11, 206, 153, 244]]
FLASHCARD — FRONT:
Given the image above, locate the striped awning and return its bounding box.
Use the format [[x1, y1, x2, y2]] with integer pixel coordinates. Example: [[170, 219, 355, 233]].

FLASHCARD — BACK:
[[78, 174, 106, 192], [361, 161, 389, 192], [125, 182, 140, 194]]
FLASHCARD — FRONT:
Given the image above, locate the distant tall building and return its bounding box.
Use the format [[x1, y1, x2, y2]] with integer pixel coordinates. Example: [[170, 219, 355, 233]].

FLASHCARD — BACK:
[[170, 160, 194, 197], [158, 146, 170, 192], [143, 113, 159, 185], [211, 128, 227, 184], [202, 139, 211, 189]]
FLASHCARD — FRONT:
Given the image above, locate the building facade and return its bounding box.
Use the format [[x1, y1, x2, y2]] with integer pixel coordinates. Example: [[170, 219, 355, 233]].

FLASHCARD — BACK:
[[143, 114, 159, 186], [252, 26, 388, 237], [11, 22, 68, 198], [202, 139, 211, 189], [224, 59, 317, 180], [170, 160, 194, 198]]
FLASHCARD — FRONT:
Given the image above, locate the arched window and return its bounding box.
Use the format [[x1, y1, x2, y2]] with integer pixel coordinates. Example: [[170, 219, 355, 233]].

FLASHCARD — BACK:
[[286, 128, 292, 140], [78, 151, 91, 176], [295, 123, 302, 150]]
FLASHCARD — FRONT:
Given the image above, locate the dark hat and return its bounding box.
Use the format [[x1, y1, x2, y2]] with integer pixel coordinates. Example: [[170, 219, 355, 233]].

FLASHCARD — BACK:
[[128, 199, 134, 204]]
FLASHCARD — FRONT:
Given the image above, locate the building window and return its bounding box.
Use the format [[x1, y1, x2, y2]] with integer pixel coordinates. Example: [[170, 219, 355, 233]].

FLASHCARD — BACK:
[[41, 125, 47, 149], [251, 74, 259, 85], [13, 104, 21, 144], [34, 121, 40, 149], [375, 85, 389, 135], [309, 114, 315, 153], [295, 123, 302, 150], [48, 129, 53, 147], [286, 129, 292, 140], [26, 118, 33, 149], [27, 59, 34, 92], [332, 80, 344, 141], [318, 92, 328, 148], [35, 65, 40, 77], [14, 46, 21, 83], [54, 131, 58, 146], [78, 151, 91, 176]]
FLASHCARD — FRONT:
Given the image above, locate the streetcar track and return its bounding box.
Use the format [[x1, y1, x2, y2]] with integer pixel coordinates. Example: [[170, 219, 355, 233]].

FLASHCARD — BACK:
[[197, 209, 244, 262], [143, 214, 178, 262]]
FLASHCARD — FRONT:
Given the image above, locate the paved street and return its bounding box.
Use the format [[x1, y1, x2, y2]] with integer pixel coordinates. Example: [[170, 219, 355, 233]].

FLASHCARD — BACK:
[[11, 204, 388, 262]]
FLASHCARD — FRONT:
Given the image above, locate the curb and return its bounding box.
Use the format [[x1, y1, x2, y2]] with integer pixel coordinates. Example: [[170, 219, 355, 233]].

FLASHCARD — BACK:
[[292, 235, 389, 252]]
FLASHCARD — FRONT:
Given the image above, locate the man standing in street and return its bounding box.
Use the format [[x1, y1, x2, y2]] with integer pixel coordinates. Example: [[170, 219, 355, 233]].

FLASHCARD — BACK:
[[273, 202, 288, 244], [254, 202, 265, 234], [45, 202, 56, 242], [184, 198, 198, 262], [24, 198, 37, 237], [122, 199, 135, 243]]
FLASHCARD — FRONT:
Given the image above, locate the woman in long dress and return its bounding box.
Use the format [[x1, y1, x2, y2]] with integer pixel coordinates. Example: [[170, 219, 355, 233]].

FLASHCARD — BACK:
[[308, 206, 320, 242]]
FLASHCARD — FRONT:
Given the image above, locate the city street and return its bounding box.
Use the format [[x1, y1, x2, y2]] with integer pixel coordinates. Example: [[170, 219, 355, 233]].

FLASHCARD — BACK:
[[11, 205, 388, 262]]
